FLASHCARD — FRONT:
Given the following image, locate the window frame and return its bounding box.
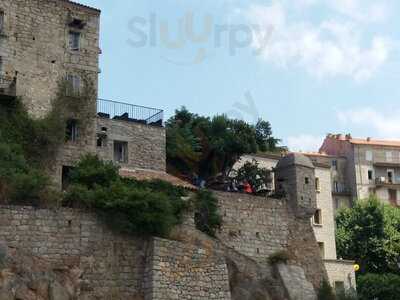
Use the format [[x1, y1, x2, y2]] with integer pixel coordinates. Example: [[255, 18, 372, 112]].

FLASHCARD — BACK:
[[65, 119, 79, 142], [66, 74, 81, 96], [313, 209, 322, 226], [365, 150, 373, 161], [69, 30, 81, 51], [113, 141, 128, 163], [0, 11, 4, 33]]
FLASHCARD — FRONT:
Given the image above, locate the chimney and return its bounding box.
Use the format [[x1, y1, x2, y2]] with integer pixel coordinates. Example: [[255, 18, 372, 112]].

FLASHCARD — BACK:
[[345, 134, 352, 141], [367, 137, 371, 142]]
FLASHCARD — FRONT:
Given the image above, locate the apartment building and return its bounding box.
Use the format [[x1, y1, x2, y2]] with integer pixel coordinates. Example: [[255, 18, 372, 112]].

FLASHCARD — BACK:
[[320, 134, 400, 207], [234, 153, 356, 293], [0, 0, 167, 189]]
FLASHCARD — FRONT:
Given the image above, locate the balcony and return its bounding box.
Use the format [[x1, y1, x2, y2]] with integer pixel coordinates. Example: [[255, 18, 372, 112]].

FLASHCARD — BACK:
[[375, 177, 400, 188], [97, 98, 163, 127], [0, 75, 16, 100]]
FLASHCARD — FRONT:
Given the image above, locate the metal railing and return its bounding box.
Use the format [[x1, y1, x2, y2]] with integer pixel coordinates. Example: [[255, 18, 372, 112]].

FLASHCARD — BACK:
[[97, 98, 163, 127]]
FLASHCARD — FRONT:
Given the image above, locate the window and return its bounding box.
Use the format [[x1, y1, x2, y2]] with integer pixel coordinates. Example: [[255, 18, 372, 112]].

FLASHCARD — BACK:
[[62, 166, 74, 191], [386, 151, 393, 162], [313, 209, 322, 225], [387, 170, 394, 184], [333, 181, 339, 193], [305, 177, 310, 184], [114, 141, 128, 163], [315, 177, 320, 192], [0, 56, 3, 74], [366, 150, 373, 161], [0, 11, 4, 32], [318, 242, 325, 259], [96, 134, 107, 147], [65, 119, 78, 142], [334, 198, 340, 210], [368, 170, 373, 181], [332, 159, 338, 170], [69, 31, 80, 50], [66, 74, 81, 96], [389, 189, 397, 206], [335, 281, 345, 296]]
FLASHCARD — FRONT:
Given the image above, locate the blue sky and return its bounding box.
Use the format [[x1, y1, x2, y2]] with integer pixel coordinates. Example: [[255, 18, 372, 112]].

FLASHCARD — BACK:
[[79, 0, 400, 151]]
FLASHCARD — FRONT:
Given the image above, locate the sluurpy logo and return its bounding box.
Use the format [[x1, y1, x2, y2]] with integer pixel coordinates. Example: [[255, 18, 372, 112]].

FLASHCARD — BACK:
[[127, 11, 274, 66]]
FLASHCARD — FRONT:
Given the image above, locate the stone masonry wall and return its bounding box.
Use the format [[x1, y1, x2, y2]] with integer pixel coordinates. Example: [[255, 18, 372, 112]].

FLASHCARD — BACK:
[[145, 238, 231, 300], [0, 206, 149, 299], [0, 0, 100, 118], [96, 117, 166, 172], [216, 191, 289, 263]]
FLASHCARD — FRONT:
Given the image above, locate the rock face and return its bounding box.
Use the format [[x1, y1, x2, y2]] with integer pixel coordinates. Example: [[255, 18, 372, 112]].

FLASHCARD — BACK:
[[0, 243, 82, 300]]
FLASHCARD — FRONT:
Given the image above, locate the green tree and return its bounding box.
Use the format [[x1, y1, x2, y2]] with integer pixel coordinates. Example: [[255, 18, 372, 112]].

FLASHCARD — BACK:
[[166, 107, 279, 185], [233, 159, 272, 194], [336, 196, 400, 275]]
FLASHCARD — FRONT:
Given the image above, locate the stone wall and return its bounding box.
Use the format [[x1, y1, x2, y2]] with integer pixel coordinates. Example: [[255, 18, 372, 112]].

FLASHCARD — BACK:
[[324, 259, 356, 293], [216, 191, 289, 263], [0, 0, 100, 118], [216, 191, 327, 290], [96, 117, 166, 172], [0, 206, 148, 299], [145, 238, 231, 300]]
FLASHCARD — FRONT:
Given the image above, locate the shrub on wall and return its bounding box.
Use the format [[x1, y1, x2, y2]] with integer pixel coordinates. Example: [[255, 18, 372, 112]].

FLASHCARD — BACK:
[[64, 154, 189, 237], [193, 189, 222, 237]]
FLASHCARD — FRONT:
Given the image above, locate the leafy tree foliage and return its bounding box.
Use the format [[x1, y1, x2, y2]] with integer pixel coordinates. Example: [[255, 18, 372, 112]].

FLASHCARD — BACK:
[[233, 159, 272, 194], [357, 273, 400, 300], [166, 107, 280, 184], [336, 196, 400, 275]]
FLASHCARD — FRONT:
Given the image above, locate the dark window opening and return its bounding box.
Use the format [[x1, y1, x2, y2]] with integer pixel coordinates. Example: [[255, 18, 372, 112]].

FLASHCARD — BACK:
[[389, 189, 397, 206], [335, 281, 345, 296], [332, 159, 338, 170], [368, 170, 373, 181], [313, 209, 322, 225], [388, 170, 394, 184], [305, 177, 310, 184], [65, 119, 78, 142], [62, 166, 75, 191], [97, 134, 106, 147], [114, 141, 128, 163], [69, 31, 81, 51], [0, 11, 4, 32]]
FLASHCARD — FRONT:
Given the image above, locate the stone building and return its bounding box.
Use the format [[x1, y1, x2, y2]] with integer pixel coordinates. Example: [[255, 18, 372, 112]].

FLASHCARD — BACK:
[[0, 0, 167, 188], [233, 153, 356, 294], [320, 134, 400, 206]]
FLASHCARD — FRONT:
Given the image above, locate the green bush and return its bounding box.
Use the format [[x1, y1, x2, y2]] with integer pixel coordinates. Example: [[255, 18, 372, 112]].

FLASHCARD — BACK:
[[268, 250, 290, 265], [193, 189, 222, 237], [64, 154, 189, 237], [357, 273, 400, 300]]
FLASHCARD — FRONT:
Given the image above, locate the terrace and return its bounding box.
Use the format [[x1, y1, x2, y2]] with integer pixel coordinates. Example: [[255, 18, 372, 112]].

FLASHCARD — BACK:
[[97, 98, 163, 127]]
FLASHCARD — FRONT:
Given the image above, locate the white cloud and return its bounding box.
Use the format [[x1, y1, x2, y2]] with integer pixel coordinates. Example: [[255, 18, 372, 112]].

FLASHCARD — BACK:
[[337, 108, 400, 138], [328, 0, 389, 23], [287, 134, 325, 152], [246, 1, 393, 81]]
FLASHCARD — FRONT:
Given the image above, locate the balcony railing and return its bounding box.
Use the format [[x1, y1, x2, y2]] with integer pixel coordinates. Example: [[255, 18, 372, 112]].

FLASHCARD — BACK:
[[97, 98, 163, 127]]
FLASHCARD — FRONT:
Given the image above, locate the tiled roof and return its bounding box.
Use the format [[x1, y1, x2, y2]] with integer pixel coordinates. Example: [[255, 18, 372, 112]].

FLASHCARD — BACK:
[[60, 0, 101, 13], [119, 168, 197, 190], [349, 138, 400, 147]]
